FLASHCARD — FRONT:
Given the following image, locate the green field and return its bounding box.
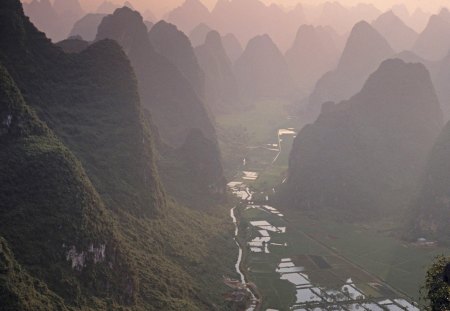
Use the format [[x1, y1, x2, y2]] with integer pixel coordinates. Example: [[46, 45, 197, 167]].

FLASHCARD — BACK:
[[222, 98, 450, 310]]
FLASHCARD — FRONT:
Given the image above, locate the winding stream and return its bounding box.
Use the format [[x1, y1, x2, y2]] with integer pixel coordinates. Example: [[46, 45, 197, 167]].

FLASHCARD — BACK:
[[230, 205, 259, 310]]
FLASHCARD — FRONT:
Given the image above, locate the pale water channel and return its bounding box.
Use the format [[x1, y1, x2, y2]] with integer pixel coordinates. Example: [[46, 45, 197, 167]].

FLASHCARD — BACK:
[[227, 128, 421, 311]]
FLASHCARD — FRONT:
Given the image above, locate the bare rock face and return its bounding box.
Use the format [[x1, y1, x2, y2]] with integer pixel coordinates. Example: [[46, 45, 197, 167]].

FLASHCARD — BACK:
[[284, 59, 443, 220], [195, 31, 240, 114], [235, 34, 295, 99]]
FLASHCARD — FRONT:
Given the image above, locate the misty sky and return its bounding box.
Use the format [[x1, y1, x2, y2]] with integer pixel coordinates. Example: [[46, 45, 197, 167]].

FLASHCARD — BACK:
[[70, 0, 450, 16]]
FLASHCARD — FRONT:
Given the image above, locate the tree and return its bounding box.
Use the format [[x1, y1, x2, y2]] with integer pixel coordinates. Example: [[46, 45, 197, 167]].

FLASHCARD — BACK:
[[423, 256, 450, 310]]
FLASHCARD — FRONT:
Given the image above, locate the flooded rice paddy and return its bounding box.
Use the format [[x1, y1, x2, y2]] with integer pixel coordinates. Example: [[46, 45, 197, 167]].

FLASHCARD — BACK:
[[227, 127, 420, 310]]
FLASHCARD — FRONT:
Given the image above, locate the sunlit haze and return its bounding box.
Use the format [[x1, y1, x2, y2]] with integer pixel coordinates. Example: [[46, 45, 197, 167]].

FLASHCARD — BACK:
[[3, 0, 450, 310]]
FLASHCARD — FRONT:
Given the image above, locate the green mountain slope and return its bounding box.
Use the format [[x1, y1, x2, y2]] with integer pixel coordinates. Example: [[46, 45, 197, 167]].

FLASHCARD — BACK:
[[0, 1, 236, 310], [283, 59, 443, 220]]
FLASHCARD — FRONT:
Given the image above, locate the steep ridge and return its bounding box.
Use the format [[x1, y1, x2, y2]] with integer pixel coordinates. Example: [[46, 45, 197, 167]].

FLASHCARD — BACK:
[[209, 0, 307, 51], [195, 31, 240, 114], [284, 59, 443, 220], [372, 10, 418, 52], [23, 0, 84, 41], [285, 24, 340, 93], [96, 7, 225, 204], [96, 1, 119, 14], [0, 1, 235, 309], [69, 13, 107, 41], [432, 52, 450, 119], [0, 63, 137, 307], [316, 2, 381, 34], [413, 9, 450, 61], [166, 0, 211, 34], [96, 7, 215, 147], [149, 20, 205, 98], [221, 33, 243, 63], [235, 34, 295, 99], [22, 0, 60, 40], [305, 21, 394, 119], [56, 37, 90, 53], [189, 22, 212, 47]]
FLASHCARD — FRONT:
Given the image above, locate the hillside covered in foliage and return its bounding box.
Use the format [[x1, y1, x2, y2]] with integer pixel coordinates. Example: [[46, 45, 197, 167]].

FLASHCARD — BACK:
[[0, 0, 236, 310]]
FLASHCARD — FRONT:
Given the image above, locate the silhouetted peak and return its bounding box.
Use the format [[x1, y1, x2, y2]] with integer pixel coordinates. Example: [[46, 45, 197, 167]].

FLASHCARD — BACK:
[[221, 33, 242, 61], [438, 7, 450, 20], [180, 0, 209, 10], [189, 23, 213, 46], [124, 1, 134, 9], [247, 34, 276, 50], [205, 30, 223, 48], [376, 10, 399, 22], [351, 20, 373, 33], [53, 0, 83, 14], [338, 20, 393, 70], [152, 20, 179, 33], [428, 13, 449, 26], [56, 37, 89, 53], [96, 6, 148, 44], [363, 58, 429, 91], [212, 0, 229, 11], [293, 25, 318, 42], [112, 5, 137, 17], [322, 1, 346, 11], [96, 1, 118, 14]]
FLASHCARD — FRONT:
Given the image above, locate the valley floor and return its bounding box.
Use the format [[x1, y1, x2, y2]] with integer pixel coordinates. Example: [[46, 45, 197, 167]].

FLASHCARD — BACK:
[[219, 100, 450, 310]]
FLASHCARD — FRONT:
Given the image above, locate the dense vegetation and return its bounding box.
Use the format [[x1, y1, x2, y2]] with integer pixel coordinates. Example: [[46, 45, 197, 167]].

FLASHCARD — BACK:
[[0, 1, 236, 310], [283, 59, 443, 220], [95, 7, 226, 206], [423, 256, 450, 310]]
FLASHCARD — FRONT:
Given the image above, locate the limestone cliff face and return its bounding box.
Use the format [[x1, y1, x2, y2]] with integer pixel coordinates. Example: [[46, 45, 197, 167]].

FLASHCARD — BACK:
[[284, 59, 443, 220]]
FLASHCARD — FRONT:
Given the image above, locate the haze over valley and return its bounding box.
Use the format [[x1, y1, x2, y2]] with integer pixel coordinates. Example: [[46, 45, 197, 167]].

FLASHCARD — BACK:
[[1, 0, 450, 310]]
